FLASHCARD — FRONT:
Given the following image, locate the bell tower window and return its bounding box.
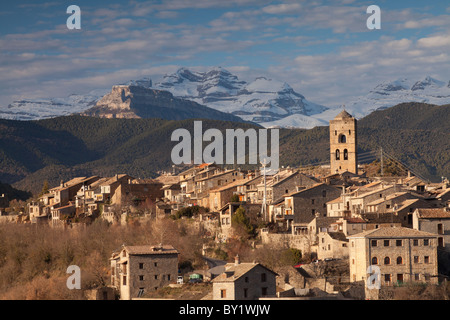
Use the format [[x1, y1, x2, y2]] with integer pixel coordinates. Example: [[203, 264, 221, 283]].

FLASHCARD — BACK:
[[344, 149, 348, 160], [339, 134, 346, 143], [335, 149, 340, 160]]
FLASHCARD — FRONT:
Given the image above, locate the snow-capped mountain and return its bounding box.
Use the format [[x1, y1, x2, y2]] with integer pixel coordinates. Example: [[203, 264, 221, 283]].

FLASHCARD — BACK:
[[1, 71, 449, 129], [340, 76, 450, 119], [0, 89, 109, 121], [154, 67, 328, 123]]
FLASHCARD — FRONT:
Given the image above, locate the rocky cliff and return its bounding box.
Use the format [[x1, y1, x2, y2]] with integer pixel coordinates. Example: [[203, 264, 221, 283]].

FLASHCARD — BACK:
[[81, 85, 247, 122]]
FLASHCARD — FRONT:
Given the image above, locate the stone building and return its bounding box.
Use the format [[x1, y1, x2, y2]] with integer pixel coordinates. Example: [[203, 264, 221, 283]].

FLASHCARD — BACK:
[[281, 183, 342, 224], [329, 110, 357, 175], [256, 170, 318, 205], [212, 256, 278, 300], [347, 227, 438, 286], [110, 244, 179, 300], [413, 208, 450, 250], [317, 231, 349, 260]]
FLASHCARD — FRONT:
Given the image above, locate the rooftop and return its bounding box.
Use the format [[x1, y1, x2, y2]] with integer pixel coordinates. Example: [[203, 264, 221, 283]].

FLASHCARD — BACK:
[[334, 109, 353, 119], [415, 208, 450, 219], [348, 226, 437, 239], [119, 244, 178, 256], [212, 261, 277, 283]]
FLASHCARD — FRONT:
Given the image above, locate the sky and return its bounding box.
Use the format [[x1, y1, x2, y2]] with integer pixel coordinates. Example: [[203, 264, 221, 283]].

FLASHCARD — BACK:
[[1, 0, 450, 107]]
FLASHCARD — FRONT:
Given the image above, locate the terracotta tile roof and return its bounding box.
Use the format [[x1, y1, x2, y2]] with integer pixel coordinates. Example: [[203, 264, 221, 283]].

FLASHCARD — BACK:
[[328, 232, 348, 242], [415, 208, 450, 219], [123, 244, 178, 255], [347, 226, 437, 239], [212, 262, 278, 283]]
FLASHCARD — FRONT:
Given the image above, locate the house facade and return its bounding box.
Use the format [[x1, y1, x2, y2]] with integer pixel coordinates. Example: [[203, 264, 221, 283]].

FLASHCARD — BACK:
[[413, 208, 450, 250], [348, 227, 438, 286], [110, 244, 179, 300], [212, 256, 278, 300]]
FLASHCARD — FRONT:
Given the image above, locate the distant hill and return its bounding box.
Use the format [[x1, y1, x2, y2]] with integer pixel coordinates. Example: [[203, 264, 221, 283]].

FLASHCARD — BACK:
[[0, 102, 448, 195], [0, 181, 32, 203]]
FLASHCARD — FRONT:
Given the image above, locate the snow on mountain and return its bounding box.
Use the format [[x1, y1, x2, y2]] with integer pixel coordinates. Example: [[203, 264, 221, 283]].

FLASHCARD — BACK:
[[1, 71, 449, 128], [0, 89, 108, 121], [340, 76, 450, 119], [153, 67, 328, 124]]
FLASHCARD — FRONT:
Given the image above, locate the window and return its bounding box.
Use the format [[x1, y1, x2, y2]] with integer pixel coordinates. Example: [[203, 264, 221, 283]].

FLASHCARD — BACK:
[[343, 149, 348, 160], [339, 134, 346, 143], [396, 240, 402, 247], [384, 240, 390, 247], [438, 237, 444, 247], [384, 274, 391, 284], [413, 239, 419, 246], [423, 239, 429, 246], [261, 273, 266, 282], [311, 199, 315, 205], [424, 274, 431, 281], [139, 263, 144, 269], [371, 240, 377, 247], [322, 190, 327, 197], [414, 274, 420, 281], [154, 262, 158, 267], [335, 149, 340, 160], [438, 224, 444, 235], [139, 275, 144, 281], [154, 275, 158, 280], [396, 256, 403, 265], [312, 209, 316, 215], [414, 256, 419, 263], [384, 257, 390, 265], [123, 276, 127, 286], [424, 256, 430, 264], [397, 274, 404, 283], [168, 275, 171, 281], [262, 287, 268, 296], [244, 288, 248, 298], [245, 276, 249, 283], [372, 257, 378, 265], [221, 289, 227, 298]]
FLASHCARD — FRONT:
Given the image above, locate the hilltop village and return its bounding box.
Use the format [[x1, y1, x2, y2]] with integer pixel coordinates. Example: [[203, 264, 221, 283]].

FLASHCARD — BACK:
[[1, 110, 450, 300]]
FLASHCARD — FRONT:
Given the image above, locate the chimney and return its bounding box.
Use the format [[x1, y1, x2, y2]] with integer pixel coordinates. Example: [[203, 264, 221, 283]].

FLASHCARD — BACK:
[[234, 254, 240, 266]]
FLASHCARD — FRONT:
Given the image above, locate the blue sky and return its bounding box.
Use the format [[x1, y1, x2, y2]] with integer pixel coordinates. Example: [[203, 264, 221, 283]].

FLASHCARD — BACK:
[[1, 0, 450, 107]]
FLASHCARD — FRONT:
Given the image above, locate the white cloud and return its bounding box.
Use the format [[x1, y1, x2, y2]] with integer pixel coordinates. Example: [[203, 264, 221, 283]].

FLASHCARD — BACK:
[[262, 3, 302, 14], [417, 35, 450, 48]]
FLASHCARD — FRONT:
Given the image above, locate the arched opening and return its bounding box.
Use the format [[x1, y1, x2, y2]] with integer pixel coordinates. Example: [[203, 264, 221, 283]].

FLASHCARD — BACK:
[[384, 257, 390, 265], [339, 134, 346, 143], [335, 149, 340, 160], [372, 257, 378, 265], [396, 256, 403, 265], [344, 149, 348, 160]]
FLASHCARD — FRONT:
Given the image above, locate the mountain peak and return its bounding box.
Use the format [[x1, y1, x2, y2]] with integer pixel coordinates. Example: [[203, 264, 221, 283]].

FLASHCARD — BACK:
[[153, 67, 327, 123], [411, 76, 445, 91]]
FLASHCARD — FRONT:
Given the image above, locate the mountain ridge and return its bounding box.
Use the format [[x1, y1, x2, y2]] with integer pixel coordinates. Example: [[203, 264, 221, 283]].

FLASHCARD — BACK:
[[0, 102, 447, 194]]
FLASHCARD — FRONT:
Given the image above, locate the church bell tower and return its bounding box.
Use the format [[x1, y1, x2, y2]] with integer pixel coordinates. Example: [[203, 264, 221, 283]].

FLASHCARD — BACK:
[[329, 109, 357, 175]]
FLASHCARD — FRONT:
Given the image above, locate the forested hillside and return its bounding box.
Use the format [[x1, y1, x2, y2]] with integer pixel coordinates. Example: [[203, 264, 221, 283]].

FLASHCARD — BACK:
[[0, 102, 448, 195]]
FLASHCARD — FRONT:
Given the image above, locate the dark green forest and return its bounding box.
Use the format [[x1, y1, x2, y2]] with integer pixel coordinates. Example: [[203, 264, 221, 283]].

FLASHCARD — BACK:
[[0, 102, 448, 196]]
